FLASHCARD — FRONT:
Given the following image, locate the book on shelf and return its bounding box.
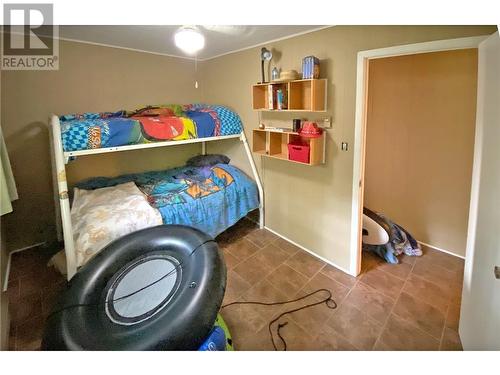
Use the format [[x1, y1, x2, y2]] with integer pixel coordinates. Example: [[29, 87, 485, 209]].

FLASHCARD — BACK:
[[267, 85, 273, 109], [266, 85, 288, 110], [263, 126, 293, 132]]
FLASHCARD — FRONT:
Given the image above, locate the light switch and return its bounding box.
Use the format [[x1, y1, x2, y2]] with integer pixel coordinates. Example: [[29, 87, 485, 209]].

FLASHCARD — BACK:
[[323, 117, 332, 129], [341, 142, 348, 151]]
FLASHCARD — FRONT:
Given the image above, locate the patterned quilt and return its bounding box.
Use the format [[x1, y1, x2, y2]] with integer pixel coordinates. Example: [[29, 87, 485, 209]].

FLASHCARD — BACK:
[[60, 104, 242, 152], [75, 163, 259, 238]]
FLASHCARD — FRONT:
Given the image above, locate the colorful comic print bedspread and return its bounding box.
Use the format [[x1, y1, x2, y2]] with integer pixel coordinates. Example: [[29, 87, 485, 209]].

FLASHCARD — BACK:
[[75, 163, 259, 238], [60, 104, 243, 152]]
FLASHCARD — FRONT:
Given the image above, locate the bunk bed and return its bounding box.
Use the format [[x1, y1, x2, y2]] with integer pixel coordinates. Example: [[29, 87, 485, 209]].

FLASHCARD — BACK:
[[49, 104, 264, 280]]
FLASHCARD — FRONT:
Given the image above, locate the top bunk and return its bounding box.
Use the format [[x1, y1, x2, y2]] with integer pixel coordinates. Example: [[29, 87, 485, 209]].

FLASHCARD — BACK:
[[50, 104, 244, 160]]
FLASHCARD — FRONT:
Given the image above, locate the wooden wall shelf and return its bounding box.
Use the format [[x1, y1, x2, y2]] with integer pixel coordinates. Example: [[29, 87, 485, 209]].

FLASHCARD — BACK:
[[252, 129, 325, 166], [252, 78, 327, 112]]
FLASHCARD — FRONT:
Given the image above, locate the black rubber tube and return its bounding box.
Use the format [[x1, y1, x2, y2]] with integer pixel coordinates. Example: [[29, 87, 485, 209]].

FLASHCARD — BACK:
[[42, 225, 226, 350]]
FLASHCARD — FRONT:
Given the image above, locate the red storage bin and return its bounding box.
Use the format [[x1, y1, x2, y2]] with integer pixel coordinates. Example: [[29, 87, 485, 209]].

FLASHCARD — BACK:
[[288, 143, 310, 164]]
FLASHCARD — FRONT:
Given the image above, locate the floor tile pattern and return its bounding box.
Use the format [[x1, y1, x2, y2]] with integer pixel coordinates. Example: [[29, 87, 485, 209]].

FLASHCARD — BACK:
[[7, 217, 464, 350]]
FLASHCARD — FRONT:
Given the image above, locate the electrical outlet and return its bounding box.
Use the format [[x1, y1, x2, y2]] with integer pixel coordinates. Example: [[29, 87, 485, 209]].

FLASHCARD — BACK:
[[341, 142, 348, 151]]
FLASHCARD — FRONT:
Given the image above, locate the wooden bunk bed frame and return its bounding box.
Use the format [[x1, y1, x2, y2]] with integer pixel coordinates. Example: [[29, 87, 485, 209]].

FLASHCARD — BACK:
[[49, 114, 264, 280]]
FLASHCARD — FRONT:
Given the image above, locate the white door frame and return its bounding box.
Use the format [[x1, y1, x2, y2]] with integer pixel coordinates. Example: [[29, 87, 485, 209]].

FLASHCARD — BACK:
[[350, 35, 489, 276]]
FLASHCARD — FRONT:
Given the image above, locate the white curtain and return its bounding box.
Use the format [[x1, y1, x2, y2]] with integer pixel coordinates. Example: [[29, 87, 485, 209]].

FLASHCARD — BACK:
[[0, 125, 18, 216]]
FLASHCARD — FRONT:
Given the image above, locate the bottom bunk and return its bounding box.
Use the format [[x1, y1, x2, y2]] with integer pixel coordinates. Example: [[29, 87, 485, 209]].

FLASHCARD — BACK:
[[52, 159, 260, 272]]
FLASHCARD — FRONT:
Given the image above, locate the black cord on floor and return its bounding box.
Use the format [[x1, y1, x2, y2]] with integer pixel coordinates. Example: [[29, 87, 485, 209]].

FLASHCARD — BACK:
[[47, 241, 337, 351], [221, 288, 337, 351]]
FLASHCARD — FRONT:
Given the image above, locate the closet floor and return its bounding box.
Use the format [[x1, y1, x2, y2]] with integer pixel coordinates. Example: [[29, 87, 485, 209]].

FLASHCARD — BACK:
[[7, 218, 464, 351]]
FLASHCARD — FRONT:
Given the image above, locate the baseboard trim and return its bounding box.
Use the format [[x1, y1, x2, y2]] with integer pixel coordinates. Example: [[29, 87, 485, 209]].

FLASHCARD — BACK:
[[264, 226, 354, 276], [417, 241, 465, 260], [2, 242, 46, 292]]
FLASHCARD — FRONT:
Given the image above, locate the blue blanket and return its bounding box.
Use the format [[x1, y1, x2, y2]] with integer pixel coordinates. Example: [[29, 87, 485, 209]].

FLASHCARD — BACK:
[[76, 164, 259, 238]]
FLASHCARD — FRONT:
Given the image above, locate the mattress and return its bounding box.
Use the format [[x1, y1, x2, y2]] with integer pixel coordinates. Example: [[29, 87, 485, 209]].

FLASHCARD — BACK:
[[60, 104, 243, 152], [75, 163, 259, 239]]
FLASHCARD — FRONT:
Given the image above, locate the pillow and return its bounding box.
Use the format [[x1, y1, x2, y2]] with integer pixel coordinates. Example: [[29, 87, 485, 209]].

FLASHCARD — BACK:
[[186, 154, 230, 167], [70, 182, 163, 268]]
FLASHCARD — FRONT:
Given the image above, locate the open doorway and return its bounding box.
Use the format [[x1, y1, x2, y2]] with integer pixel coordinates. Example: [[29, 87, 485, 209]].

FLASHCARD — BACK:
[[349, 33, 499, 350], [350, 36, 488, 276], [362, 48, 477, 264], [347, 40, 483, 349]]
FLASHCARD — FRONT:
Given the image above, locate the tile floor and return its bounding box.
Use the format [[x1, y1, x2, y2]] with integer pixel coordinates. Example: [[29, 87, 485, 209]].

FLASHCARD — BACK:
[[6, 217, 464, 351]]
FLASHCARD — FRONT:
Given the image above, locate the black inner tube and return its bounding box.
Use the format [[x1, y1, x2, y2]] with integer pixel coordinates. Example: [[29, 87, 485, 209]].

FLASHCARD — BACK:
[[42, 225, 226, 351]]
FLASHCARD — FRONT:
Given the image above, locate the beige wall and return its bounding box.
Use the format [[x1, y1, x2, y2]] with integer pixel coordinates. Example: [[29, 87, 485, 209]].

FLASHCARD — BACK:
[[201, 26, 496, 270], [1, 40, 201, 251], [1, 26, 497, 267], [364, 49, 478, 257]]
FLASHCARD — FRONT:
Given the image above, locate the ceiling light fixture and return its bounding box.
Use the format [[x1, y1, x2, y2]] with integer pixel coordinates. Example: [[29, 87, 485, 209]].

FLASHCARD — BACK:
[[174, 26, 205, 55]]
